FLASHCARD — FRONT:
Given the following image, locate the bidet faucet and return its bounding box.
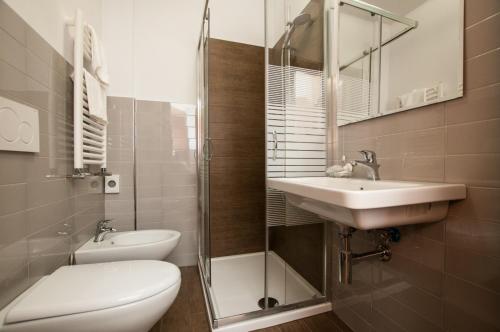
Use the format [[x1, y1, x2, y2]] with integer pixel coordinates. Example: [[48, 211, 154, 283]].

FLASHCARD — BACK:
[[94, 219, 116, 242], [350, 150, 380, 180]]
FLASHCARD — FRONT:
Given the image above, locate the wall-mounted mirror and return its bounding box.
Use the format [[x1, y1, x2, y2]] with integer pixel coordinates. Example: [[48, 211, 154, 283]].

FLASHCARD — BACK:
[[335, 0, 464, 126]]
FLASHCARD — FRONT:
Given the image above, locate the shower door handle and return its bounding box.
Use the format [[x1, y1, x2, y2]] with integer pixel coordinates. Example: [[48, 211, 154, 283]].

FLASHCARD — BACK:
[[272, 130, 278, 161], [202, 140, 209, 161], [203, 138, 213, 161]]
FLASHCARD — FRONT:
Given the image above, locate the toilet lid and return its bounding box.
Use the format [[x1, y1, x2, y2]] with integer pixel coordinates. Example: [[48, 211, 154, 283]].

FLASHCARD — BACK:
[[5, 260, 180, 324]]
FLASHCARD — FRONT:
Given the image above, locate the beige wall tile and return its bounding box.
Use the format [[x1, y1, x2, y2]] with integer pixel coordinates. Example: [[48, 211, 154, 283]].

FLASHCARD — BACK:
[[382, 254, 443, 297], [445, 84, 500, 125], [105, 200, 134, 215], [105, 214, 135, 232], [465, 13, 500, 59], [48, 68, 67, 98], [392, 233, 445, 271], [25, 26, 51, 65], [0, 28, 26, 72], [0, 1, 26, 45], [416, 220, 445, 242], [26, 77, 49, 111], [0, 265, 28, 309], [27, 199, 73, 234], [448, 187, 500, 222], [401, 156, 445, 182], [447, 119, 500, 155], [445, 301, 498, 332], [370, 307, 407, 332], [444, 275, 500, 330], [26, 179, 69, 209], [0, 211, 27, 248], [0, 59, 27, 101], [465, 49, 500, 90], [373, 294, 442, 332], [465, 0, 500, 27], [403, 128, 445, 157], [376, 157, 403, 180], [445, 246, 500, 293], [343, 137, 377, 160], [392, 286, 444, 328], [0, 183, 27, 216], [26, 50, 49, 87], [445, 154, 500, 187], [446, 217, 500, 258], [0, 152, 28, 185]]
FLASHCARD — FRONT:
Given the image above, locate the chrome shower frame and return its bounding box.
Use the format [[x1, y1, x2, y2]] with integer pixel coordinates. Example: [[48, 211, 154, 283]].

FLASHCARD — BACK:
[[195, 0, 332, 329]]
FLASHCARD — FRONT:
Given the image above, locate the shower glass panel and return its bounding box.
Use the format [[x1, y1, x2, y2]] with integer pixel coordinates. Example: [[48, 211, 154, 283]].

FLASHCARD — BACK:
[[196, 0, 329, 328], [266, 0, 328, 309], [197, 0, 267, 323], [197, 10, 211, 285]]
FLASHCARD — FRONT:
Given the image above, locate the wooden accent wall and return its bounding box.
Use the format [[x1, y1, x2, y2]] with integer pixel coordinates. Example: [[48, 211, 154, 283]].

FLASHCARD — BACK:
[[208, 38, 266, 257], [270, 223, 325, 292]]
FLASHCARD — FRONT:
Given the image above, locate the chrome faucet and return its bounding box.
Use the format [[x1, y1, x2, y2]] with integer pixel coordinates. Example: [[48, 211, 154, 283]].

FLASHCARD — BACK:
[[94, 219, 116, 242], [350, 150, 380, 180]]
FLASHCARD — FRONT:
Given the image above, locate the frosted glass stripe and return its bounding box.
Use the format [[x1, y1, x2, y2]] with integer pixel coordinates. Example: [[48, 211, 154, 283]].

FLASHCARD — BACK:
[[267, 159, 326, 166], [269, 150, 326, 159], [267, 64, 327, 180], [267, 133, 325, 143]]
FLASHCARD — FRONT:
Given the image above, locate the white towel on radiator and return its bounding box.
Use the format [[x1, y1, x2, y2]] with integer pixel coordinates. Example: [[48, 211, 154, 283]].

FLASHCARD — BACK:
[[85, 24, 109, 86], [84, 69, 107, 124]]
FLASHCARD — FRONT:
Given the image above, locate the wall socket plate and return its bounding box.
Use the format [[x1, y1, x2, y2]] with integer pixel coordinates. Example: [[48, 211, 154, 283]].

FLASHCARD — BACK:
[[105, 174, 120, 194]]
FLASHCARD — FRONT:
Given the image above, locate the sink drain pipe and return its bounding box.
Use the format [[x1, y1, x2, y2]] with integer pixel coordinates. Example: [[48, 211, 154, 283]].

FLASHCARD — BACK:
[[338, 226, 394, 285]]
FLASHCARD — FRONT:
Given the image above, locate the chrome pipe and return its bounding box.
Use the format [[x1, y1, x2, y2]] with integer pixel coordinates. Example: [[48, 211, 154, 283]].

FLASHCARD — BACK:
[[337, 226, 393, 285], [338, 226, 352, 285], [352, 247, 391, 261]]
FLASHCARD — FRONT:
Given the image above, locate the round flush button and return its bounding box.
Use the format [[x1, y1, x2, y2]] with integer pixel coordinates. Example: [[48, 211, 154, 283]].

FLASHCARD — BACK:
[[0, 107, 20, 142], [19, 121, 34, 144]]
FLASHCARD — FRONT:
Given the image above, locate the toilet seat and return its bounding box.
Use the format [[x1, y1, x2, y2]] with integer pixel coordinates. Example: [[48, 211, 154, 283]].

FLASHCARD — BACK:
[[0, 260, 181, 332]]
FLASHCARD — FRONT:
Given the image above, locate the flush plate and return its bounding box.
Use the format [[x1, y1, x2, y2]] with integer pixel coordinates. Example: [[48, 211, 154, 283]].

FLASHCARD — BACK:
[[0, 96, 39, 153]]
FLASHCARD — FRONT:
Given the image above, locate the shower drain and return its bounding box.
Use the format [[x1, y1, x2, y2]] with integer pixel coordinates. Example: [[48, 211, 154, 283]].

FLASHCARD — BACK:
[[257, 297, 279, 309]]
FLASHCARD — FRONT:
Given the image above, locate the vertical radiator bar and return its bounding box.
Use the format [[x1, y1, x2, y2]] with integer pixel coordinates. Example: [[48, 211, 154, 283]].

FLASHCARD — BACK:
[[73, 9, 84, 171]]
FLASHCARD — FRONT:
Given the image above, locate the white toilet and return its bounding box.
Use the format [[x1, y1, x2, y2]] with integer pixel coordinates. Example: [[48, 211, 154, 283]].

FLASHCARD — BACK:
[[0, 260, 181, 332]]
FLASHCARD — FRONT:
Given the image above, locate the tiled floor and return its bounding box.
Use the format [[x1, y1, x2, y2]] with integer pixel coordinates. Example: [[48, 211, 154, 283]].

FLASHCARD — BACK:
[[151, 267, 352, 332]]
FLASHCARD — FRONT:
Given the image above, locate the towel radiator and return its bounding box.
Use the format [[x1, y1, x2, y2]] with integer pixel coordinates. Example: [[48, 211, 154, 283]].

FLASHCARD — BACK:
[[68, 9, 107, 175]]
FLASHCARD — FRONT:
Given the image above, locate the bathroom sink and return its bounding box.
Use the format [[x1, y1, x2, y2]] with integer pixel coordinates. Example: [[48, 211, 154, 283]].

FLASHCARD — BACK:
[[74, 230, 181, 264], [267, 177, 466, 230]]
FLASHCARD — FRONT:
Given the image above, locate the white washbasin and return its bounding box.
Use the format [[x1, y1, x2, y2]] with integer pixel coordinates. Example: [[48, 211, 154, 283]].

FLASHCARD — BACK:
[[74, 230, 181, 264], [267, 177, 466, 230]]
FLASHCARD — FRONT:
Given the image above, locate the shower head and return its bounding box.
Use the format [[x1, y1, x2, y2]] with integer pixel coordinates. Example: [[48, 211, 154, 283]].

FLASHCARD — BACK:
[[283, 13, 313, 49]]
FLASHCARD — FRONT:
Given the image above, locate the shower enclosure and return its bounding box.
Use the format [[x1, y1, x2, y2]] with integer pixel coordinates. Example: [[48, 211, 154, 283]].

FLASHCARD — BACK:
[[196, 0, 330, 328]]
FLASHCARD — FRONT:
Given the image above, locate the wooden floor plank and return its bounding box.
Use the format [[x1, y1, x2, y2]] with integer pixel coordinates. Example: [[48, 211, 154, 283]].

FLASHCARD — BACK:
[[274, 320, 312, 332], [151, 267, 351, 332], [152, 266, 209, 332]]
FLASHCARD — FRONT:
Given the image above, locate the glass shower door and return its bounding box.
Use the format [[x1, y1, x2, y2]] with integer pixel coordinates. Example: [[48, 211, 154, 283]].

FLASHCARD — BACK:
[[197, 10, 211, 285], [265, 0, 328, 310]]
